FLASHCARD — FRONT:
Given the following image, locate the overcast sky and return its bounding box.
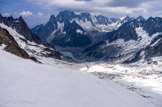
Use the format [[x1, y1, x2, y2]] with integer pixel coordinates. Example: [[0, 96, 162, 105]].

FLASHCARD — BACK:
[[0, 0, 162, 28]]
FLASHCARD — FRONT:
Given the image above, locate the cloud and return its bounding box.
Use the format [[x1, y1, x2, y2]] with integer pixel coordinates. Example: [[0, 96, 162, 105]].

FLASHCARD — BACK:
[[37, 12, 44, 17], [75, 0, 92, 1], [26, 0, 162, 18], [2, 0, 160, 28], [19, 11, 33, 16], [13, 11, 44, 18], [2, 13, 10, 17], [107, 0, 152, 8]]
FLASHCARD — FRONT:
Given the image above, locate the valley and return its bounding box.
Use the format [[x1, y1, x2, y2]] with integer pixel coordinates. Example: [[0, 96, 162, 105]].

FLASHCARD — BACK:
[[0, 9, 162, 107]]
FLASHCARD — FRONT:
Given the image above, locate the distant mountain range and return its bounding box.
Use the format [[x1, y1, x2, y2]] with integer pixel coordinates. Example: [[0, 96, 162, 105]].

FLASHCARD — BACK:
[[82, 17, 162, 62], [31, 10, 141, 47], [0, 10, 162, 63]]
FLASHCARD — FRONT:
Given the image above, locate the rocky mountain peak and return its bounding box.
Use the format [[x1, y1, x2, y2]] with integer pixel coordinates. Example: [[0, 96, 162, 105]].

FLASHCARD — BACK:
[[136, 15, 145, 21], [0, 15, 41, 44], [49, 15, 57, 23], [80, 12, 91, 18], [125, 15, 130, 19], [0, 26, 38, 61], [119, 15, 133, 24], [18, 15, 26, 23], [125, 15, 133, 21], [7, 15, 14, 21], [57, 10, 76, 23], [18, 15, 23, 20], [95, 15, 109, 25], [143, 17, 162, 36], [60, 10, 75, 15]]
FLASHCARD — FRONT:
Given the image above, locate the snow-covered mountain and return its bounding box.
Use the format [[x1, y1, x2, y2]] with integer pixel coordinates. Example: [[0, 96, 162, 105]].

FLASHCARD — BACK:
[[31, 10, 162, 63], [125, 33, 162, 63], [31, 10, 135, 47], [0, 14, 41, 44], [0, 22, 62, 61], [136, 15, 145, 21], [82, 17, 162, 62], [0, 26, 34, 60]]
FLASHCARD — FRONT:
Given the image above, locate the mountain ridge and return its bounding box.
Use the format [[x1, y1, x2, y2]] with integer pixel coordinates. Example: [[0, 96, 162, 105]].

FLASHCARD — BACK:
[[0, 14, 41, 44], [31, 10, 136, 47], [1, 10, 161, 63]]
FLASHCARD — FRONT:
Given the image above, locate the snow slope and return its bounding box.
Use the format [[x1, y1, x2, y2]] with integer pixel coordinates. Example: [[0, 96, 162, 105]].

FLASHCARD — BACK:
[[0, 48, 155, 107], [79, 59, 162, 107]]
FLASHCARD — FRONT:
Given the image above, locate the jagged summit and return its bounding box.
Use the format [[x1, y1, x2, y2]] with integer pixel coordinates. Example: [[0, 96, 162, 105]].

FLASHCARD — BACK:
[[31, 10, 132, 47], [49, 15, 57, 23], [30, 10, 162, 62], [0, 15, 41, 43], [136, 15, 145, 21], [57, 10, 76, 23]]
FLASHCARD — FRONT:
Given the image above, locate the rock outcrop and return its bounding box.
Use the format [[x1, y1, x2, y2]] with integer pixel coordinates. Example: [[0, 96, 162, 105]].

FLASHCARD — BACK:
[[0, 26, 37, 62]]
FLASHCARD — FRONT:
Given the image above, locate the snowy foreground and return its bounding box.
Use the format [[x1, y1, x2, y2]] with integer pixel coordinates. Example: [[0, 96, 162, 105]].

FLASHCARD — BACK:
[[0, 49, 160, 107], [79, 60, 162, 107]]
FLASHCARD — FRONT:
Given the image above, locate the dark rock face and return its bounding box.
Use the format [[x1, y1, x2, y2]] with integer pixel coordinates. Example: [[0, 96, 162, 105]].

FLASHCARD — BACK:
[[136, 16, 145, 21], [82, 40, 122, 61], [50, 21, 91, 47], [30, 24, 44, 38], [120, 15, 134, 24], [56, 10, 76, 23], [143, 17, 162, 36], [95, 15, 110, 25], [82, 41, 120, 61], [43, 47, 60, 58], [0, 26, 37, 61], [32, 15, 58, 42], [95, 15, 118, 26], [108, 21, 140, 42], [79, 12, 94, 26], [0, 15, 41, 44], [101, 20, 143, 43]]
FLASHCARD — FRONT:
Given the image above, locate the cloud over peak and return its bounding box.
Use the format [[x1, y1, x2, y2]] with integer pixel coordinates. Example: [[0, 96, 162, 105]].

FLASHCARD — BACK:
[[19, 11, 33, 16], [26, 0, 162, 18], [37, 12, 44, 17], [2, 13, 10, 17], [1, 0, 162, 27]]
